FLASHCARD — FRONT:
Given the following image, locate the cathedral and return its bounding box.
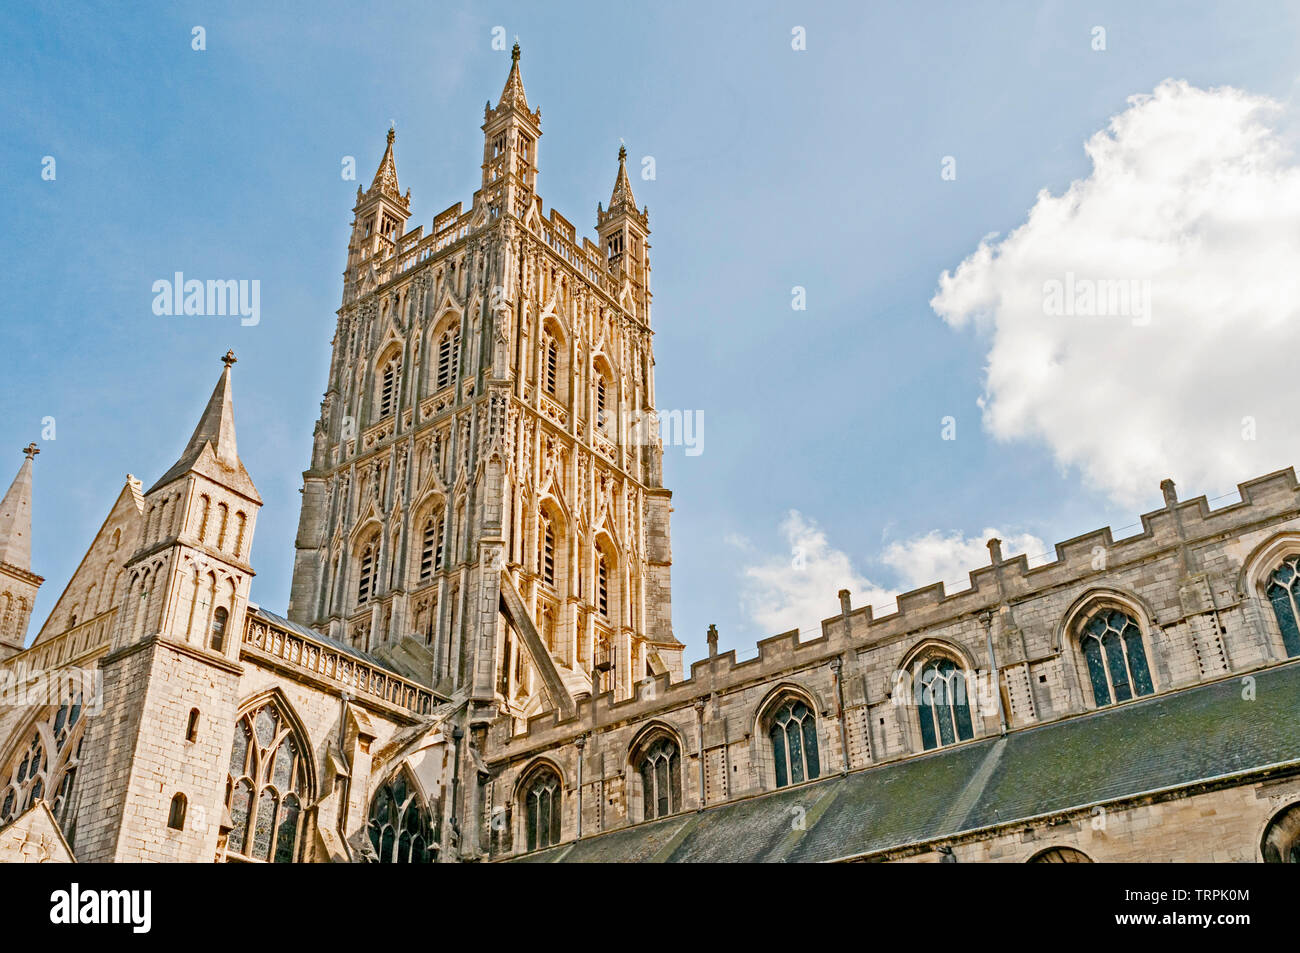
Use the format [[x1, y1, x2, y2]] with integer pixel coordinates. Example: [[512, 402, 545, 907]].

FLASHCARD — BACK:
[[1, 47, 1299, 865]]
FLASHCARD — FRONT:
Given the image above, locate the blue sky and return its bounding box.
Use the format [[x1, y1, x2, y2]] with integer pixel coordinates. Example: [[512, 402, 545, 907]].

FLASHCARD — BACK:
[[3, 1, 1299, 657]]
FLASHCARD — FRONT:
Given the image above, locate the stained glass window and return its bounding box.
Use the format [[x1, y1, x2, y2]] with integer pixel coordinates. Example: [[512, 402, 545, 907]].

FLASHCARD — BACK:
[[367, 770, 435, 863], [637, 736, 682, 821], [223, 701, 309, 863], [1266, 556, 1300, 657], [1080, 609, 1154, 707], [522, 765, 562, 851], [918, 656, 975, 751], [767, 698, 819, 789], [0, 686, 87, 836]]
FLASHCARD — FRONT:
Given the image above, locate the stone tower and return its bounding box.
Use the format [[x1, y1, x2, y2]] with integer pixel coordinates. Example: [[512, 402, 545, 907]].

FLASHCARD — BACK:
[[73, 352, 261, 861], [287, 45, 681, 737], [0, 444, 42, 659]]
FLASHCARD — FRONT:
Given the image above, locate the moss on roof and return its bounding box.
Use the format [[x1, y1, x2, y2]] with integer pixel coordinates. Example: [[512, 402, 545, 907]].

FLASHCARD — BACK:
[[509, 660, 1300, 863]]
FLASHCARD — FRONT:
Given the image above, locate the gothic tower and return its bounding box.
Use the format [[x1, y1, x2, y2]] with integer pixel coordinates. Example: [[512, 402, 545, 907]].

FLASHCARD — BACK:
[[288, 46, 681, 742], [74, 352, 261, 861], [0, 444, 42, 659]]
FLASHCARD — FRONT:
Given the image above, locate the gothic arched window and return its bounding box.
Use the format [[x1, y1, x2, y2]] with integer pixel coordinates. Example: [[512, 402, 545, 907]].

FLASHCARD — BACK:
[[521, 765, 562, 852], [1028, 846, 1093, 863], [0, 687, 86, 836], [1262, 803, 1300, 863], [544, 335, 558, 396], [636, 735, 682, 821], [224, 701, 309, 863], [368, 770, 435, 863], [540, 515, 556, 587], [595, 374, 608, 430], [596, 554, 609, 616], [1080, 608, 1154, 707], [918, 656, 975, 750], [357, 538, 378, 606], [1265, 556, 1300, 657], [766, 696, 819, 788], [436, 330, 459, 392], [419, 512, 444, 581], [210, 605, 228, 652], [168, 793, 187, 830], [378, 356, 401, 419]]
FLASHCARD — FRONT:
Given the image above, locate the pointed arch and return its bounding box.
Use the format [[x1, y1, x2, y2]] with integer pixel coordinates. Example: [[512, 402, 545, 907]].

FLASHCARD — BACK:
[[0, 680, 89, 837], [224, 689, 316, 863], [515, 758, 565, 852], [1058, 587, 1159, 708], [428, 310, 462, 395], [1240, 531, 1300, 659], [367, 763, 437, 863], [627, 721, 685, 822], [374, 339, 404, 421], [754, 683, 823, 790]]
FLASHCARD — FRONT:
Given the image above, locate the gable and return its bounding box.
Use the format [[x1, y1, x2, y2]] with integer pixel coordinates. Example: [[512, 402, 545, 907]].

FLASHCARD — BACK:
[[33, 479, 144, 645]]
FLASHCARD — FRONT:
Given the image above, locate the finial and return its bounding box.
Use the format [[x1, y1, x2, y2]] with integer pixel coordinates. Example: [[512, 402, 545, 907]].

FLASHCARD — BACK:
[[512, 42, 520, 63], [706, 623, 719, 658], [387, 124, 395, 145], [22, 442, 39, 460], [222, 349, 237, 368], [987, 537, 1003, 564], [618, 144, 627, 163]]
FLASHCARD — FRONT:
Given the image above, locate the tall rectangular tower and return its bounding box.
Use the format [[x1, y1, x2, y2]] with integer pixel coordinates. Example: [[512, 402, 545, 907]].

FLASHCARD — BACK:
[[289, 47, 680, 731]]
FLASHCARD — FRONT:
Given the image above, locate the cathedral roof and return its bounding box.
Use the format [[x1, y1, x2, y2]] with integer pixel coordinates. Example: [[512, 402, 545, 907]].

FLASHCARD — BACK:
[[506, 660, 1300, 863], [149, 351, 261, 502], [0, 445, 38, 573]]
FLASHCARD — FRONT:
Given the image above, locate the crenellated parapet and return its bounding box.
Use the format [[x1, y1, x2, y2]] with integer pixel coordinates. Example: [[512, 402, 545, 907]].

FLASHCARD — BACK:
[[479, 466, 1300, 859]]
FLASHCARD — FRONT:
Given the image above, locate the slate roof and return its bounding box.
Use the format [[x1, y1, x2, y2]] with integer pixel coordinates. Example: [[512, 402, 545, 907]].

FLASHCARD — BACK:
[[510, 660, 1300, 863]]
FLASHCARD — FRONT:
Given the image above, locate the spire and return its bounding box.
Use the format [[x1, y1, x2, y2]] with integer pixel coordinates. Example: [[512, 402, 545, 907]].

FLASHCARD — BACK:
[[0, 444, 38, 572], [149, 351, 260, 501], [365, 125, 406, 206], [497, 42, 530, 113], [609, 144, 637, 210]]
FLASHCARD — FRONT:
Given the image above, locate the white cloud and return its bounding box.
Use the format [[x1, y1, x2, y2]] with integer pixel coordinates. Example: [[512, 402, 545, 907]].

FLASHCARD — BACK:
[[881, 528, 1048, 593], [931, 80, 1300, 508], [739, 511, 892, 636], [738, 513, 1044, 636]]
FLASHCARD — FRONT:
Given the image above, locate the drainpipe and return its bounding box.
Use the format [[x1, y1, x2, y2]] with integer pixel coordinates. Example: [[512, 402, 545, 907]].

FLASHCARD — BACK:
[[983, 540, 1009, 736], [449, 724, 464, 859], [834, 591, 853, 772], [1163, 478, 1234, 671], [694, 698, 706, 811], [980, 610, 1007, 736], [336, 691, 353, 861], [575, 734, 585, 839]]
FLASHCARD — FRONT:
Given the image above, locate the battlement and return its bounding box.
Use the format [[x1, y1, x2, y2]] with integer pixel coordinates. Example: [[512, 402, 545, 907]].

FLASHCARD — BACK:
[[492, 466, 1300, 754]]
